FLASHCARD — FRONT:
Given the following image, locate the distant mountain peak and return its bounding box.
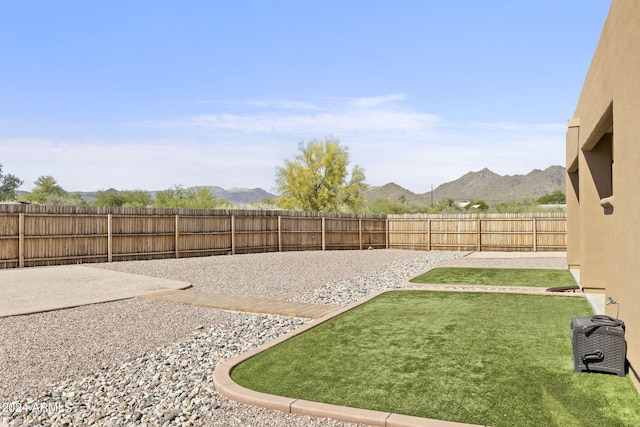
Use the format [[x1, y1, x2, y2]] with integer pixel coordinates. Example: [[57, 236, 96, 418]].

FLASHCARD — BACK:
[[364, 182, 417, 202], [71, 186, 277, 206], [432, 165, 566, 203], [204, 186, 276, 204], [365, 165, 566, 204], [69, 165, 565, 207]]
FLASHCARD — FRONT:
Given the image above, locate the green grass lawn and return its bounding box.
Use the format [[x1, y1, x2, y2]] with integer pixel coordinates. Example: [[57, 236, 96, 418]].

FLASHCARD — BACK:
[[232, 291, 640, 427], [410, 267, 577, 288]]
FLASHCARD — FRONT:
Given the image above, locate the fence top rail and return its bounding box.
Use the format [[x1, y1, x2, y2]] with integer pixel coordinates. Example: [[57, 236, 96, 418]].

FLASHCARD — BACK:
[[389, 217, 566, 222], [0, 204, 388, 219], [387, 212, 566, 219], [0, 204, 564, 221]]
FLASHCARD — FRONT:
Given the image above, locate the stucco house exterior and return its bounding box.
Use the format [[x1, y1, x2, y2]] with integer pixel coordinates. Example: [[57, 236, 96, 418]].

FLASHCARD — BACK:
[[566, 0, 640, 388]]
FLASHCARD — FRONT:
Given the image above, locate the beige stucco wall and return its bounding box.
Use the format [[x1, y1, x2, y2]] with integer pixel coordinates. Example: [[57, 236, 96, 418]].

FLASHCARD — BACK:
[[567, 0, 640, 386]]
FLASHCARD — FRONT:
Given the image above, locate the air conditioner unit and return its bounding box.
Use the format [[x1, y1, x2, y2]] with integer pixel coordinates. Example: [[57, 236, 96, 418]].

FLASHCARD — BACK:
[[571, 315, 626, 377]]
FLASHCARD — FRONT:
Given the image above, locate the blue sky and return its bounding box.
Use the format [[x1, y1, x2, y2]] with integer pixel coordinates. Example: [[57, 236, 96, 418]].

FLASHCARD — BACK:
[[1, 1, 610, 194]]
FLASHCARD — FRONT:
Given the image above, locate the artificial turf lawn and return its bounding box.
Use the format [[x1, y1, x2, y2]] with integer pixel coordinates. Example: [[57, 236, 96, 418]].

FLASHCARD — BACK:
[[231, 291, 640, 427], [410, 267, 577, 288]]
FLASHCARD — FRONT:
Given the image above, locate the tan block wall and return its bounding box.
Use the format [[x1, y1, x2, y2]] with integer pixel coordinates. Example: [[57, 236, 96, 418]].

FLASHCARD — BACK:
[[568, 0, 640, 383]]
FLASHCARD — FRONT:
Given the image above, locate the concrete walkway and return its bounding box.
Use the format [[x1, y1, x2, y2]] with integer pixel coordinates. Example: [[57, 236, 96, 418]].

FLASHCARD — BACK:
[[140, 289, 340, 319], [0, 265, 191, 317]]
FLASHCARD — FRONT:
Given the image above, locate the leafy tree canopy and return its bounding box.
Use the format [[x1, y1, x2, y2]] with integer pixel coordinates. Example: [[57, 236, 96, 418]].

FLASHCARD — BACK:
[[537, 190, 566, 205], [43, 192, 86, 207], [275, 137, 368, 213], [94, 189, 152, 207], [366, 197, 428, 214], [0, 163, 23, 201], [427, 198, 464, 214], [23, 175, 67, 204], [19, 175, 87, 206], [153, 185, 229, 209]]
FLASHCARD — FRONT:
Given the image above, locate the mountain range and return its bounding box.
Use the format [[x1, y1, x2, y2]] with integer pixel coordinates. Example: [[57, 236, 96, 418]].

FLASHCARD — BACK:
[[363, 165, 566, 205], [68, 165, 565, 206], [71, 186, 276, 205]]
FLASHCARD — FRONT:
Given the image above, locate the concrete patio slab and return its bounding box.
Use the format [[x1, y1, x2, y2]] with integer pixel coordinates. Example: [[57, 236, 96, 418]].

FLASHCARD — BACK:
[[0, 265, 191, 317]]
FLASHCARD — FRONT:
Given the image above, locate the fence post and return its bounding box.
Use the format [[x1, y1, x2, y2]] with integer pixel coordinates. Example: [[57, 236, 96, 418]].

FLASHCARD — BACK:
[[278, 216, 282, 252], [321, 217, 326, 251], [386, 218, 389, 249], [359, 218, 363, 250], [231, 215, 236, 255], [427, 218, 431, 251], [18, 213, 24, 268], [532, 217, 537, 252], [175, 215, 180, 258], [107, 214, 113, 263], [477, 218, 482, 252]]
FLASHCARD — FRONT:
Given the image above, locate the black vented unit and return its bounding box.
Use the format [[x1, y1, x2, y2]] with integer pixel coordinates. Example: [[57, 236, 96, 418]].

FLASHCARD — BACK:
[[571, 315, 626, 377]]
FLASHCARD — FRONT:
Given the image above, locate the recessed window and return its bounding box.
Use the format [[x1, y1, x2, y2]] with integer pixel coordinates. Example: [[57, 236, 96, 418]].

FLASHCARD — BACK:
[[584, 132, 613, 213]]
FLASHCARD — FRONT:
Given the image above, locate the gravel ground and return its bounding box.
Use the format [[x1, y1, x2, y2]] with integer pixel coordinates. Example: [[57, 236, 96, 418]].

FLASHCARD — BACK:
[[93, 249, 450, 301], [0, 249, 565, 426]]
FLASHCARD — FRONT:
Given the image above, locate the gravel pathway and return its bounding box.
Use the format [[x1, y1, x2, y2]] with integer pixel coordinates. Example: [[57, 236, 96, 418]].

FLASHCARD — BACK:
[[1, 249, 539, 426]]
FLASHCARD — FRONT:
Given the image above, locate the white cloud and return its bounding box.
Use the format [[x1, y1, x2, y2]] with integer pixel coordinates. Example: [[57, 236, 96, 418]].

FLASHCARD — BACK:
[[184, 109, 440, 135], [244, 100, 321, 110], [1, 95, 567, 195], [0, 139, 289, 193], [472, 121, 566, 133], [143, 95, 439, 139], [348, 93, 407, 108]]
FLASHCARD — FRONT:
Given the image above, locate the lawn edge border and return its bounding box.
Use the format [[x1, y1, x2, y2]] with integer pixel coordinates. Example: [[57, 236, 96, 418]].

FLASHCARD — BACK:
[[405, 265, 585, 294], [212, 289, 488, 427], [403, 279, 587, 297]]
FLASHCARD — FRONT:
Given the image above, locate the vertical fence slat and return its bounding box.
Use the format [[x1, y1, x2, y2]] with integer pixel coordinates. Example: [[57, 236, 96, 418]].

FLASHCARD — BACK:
[[385, 218, 389, 249], [278, 216, 282, 252], [231, 215, 236, 255], [107, 214, 113, 262], [18, 213, 24, 268], [175, 215, 180, 258]]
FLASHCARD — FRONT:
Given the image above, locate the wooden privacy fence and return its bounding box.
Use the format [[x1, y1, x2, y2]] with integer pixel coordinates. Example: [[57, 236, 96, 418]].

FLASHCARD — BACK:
[[0, 205, 387, 269], [387, 212, 566, 252], [0, 205, 566, 269]]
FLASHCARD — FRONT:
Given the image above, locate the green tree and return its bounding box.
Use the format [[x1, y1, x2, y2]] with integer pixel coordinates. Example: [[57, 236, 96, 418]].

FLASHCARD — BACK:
[[24, 176, 67, 204], [0, 164, 23, 201], [427, 198, 464, 214], [94, 189, 127, 207], [123, 189, 153, 207], [94, 189, 152, 207], [44, 192, 86, 206], [537, 190, 566, 205], [275, 138, 368, 212], [494, 196, 540, 213], [153, 185, 229, 209], [366, 197, 429, 214]]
